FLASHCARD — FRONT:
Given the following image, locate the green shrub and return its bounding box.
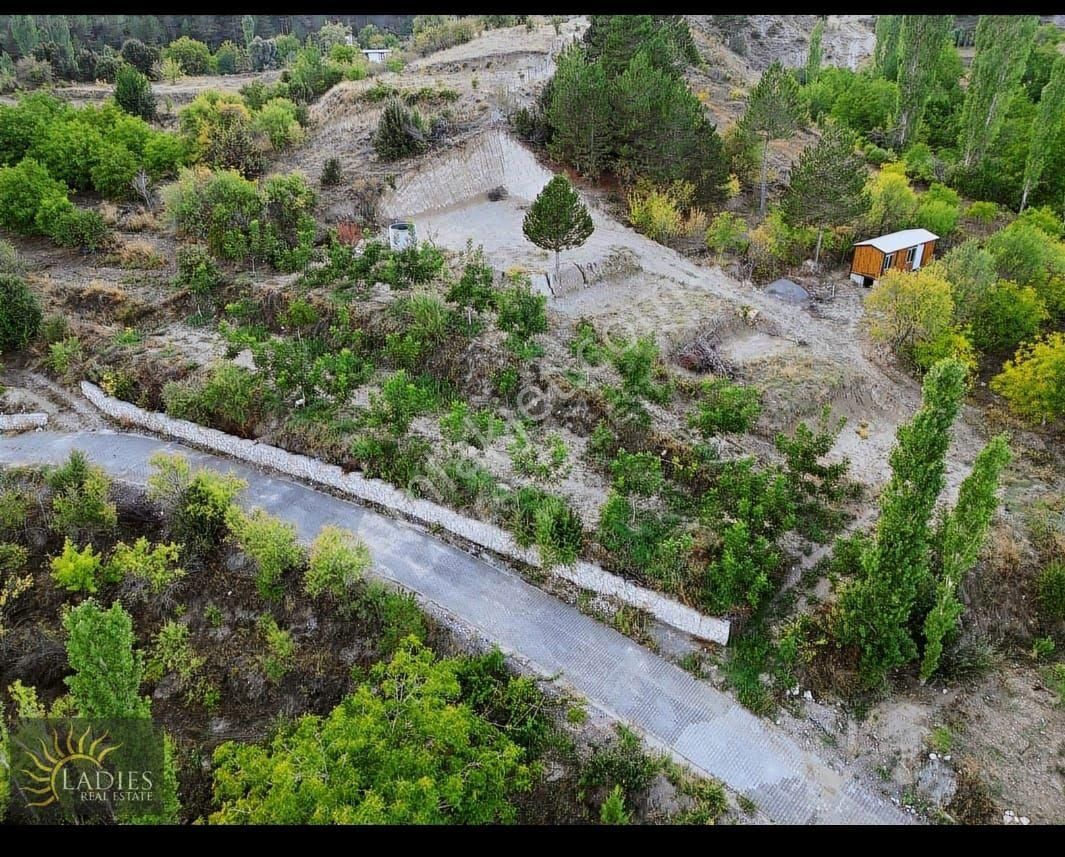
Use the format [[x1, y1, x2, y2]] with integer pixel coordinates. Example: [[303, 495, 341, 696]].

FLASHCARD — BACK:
[[50, 538, 106, 593], [305, 526, 371, 599], [253, 97, 303, 151], [0, 274, 41, 352], [226, 507, 304, 601], [970, 280, 1048, 354], [358, 581, 428, 657], [50, 465, 117, 544], [447, 252, 496, 311], [507, 486, 584, 567], [496, 276, 547, 352], [321, 156, 342, 187], [257, 614, 295, 682], [107, 538, 185, 595], [1038, 560, 1065, 620], [705, 211, 750, 254], [164, 36, 213, 76], [144, 619, 217, 708], [611, 336, 671, 404], [965, 200, 998, 224], [174, 243, 222, 297], [580, 724, 657, 804], [90, 142, 139, 199], [688, 378, 762, 435], [373, 97, 429, 161], [0, 157, 69, 235], [114, 66, 156, 121], [0, 489, 30, 538], [147, 453, 246, 558], [63, 599, 150, 719]]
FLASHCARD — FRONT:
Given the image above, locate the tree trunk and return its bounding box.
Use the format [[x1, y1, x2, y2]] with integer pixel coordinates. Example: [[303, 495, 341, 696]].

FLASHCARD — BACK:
[[814, 226, 824, 267], [1019, 180, 1030, 214], [554, 249, 561, 295], [759, 135, 770, 215]]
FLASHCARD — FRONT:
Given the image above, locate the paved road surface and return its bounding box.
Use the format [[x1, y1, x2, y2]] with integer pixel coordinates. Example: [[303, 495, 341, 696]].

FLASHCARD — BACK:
[[0, 430, 913, 825]]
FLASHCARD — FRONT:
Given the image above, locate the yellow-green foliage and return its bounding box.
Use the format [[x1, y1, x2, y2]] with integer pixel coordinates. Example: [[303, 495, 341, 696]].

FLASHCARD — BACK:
[[865, 269, 954, 364], [107, 538, 185, 594], [305, 526, 372, 599], [627, 183, 683, 242], [226, 507, 304, 601], [51, 538, 108, 593], [990, 332, 1065, 424]]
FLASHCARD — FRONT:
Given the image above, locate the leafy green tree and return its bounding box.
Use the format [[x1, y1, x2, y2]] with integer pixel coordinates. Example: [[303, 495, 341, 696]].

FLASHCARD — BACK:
[[986, 220, 1065, 292], [990, 332, 1065, 424], [120, 38, 159, 75], [873, 15, 901, 80], [806, 18, 824, 85], [163, 36, 213, 75], [740, 61, 806, 213], [958, 15, 1038, 168], [1021, 54, 1065, 212], [894, 16, 954, 148], [865, 268, 954, 366], [545, 46, 614, 180], [969, 280, 1048, 354], [0, 157, 69, 235], [241, 15, 256, 48], [929, 239, 997, 326], [781, 122, 869, 264], [523, 174, 594, 286], [0, 273, 41, 352], [114, 65, 156, 121], [210, 638, 532, 824], [838, 359, 968, 685], [920, 434, 1010, 680], [865, 168, 918, 234]]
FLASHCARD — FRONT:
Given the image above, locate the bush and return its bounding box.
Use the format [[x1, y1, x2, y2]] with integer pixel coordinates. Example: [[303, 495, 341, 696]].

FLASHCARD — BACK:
[[373, 97, 429, 161], [507, 486, 584, 568], [114, 66, 156, 121], [164, 37, 213, 76], [305, 526, 371, 599], [214, 41, 245, 76], [970, 280, 1048, 354], [50, 539, 106, 593], [44, 203, 109, 251], [257, 614, 295, 683], [705, 211, 750, 254], [411, 15, 484, 56], [173, 243, 222, 297], [865, 268, 954, 365], [495, 275, 547, 350], [1038, 560, 1065, 621], [120, 39, 159, 76], [627, 183, 683, 242], [990, 332, 1065, 424], [903, 142, 936, 183], [253, 97, 303, 151], [162, 363, 265, 437], [965, 201, 998, 224], [107, 538, 185, 595], [147, 453, 246, 558], [688, 378, 762, 435], [580, 724, 657, 803], [226, 507, 304, 601], [90, 142, 139, 199], [50, 465, 117, 545], [321, 156, 342, 187], [0, 274, 41, 352], [0, 157, 69, 235]]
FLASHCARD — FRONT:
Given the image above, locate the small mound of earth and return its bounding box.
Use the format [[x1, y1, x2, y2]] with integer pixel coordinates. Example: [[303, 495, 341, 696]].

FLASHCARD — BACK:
[[765, 278, 810, 304]]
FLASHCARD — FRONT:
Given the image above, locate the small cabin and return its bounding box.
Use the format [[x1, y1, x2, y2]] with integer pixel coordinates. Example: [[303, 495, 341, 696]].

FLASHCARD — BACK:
[[361, 48, 393, 64], [849, 228, 938, 287]]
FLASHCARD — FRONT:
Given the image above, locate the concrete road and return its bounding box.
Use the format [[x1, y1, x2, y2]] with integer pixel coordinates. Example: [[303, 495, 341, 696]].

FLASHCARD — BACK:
[[0, 430, 913, 825]]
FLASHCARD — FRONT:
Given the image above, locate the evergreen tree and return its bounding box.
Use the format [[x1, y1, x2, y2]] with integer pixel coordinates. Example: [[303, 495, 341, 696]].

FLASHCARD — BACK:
[[919, 433, 1010, 681], [740, 61, 806, 214], [600, 784, 630, 824], [806, 18, 824, 85], [114, 65, 156, 121], [1020, 54, 1065, 212], [873, 14, 901, 81], [241, 14, 256, 48], [894, 16, 954, 149], [545, 46, 615, 180], [10, 15, 39, 57], [583, 14, 693, 78], [523, 174, 594, 288], [781, 121, 869, 265], [372, 97, 428, 161], [839, 359, 967, 686], [958, 15, 1038, 168]]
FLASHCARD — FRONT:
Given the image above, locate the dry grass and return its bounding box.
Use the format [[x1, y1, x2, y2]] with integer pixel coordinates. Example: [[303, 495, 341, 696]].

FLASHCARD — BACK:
[[106, 239, 166, 270], [124, 210, 160, 233], [97, 202, 120, 226]]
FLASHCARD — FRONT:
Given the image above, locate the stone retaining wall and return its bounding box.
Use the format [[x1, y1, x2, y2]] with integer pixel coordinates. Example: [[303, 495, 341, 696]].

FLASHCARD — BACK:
[[81, 381, 731, 645]]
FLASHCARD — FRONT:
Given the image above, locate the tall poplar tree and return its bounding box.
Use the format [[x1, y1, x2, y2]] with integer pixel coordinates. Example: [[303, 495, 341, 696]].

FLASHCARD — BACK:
[[806, 18, 824, 85], [873, 14, 901, 80], [958, 15, 1038, 169], [1020, 54, 1065, 212], [894, 15, 954, 149], [741, 61, 806, 215], [781, 122, 869, 265]]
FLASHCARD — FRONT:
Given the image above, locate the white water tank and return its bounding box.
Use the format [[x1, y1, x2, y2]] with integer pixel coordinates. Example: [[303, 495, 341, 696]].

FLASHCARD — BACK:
[[388, 221, 416, 251]]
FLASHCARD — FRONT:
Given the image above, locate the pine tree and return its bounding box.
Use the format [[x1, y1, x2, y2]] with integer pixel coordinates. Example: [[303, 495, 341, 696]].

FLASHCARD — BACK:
[[806, 18, 824, 85], [1020, 54, 1065, 212], [894, 16, 954, 149], [545, 46, 615, 180], [523, 174, 594, 290], [600, 784, 630, 824], [740, 61, 806, 214], [781, 121, 869, 265], [372, 97, 428, 161], [839, 359, 968, 686], [241, 14, 256, 48], [919, 433, 1010, 681], [873, 15, 901, 80], [10, 15, 39, 57], [958, 15, 1038, 168]]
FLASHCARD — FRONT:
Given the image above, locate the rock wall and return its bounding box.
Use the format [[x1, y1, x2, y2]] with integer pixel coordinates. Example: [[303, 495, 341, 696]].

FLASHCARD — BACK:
[[82, 381, 731, 645], [379, 129, 554, 219]]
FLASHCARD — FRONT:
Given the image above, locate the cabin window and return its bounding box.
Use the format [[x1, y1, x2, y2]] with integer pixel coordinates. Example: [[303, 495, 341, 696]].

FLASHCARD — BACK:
[[881, 252, 895, 274], [905, 246, 917, 267]]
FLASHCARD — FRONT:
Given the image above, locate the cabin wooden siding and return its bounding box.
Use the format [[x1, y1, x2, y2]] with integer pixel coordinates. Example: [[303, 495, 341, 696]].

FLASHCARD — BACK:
[[850, 239, 937, 280]]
